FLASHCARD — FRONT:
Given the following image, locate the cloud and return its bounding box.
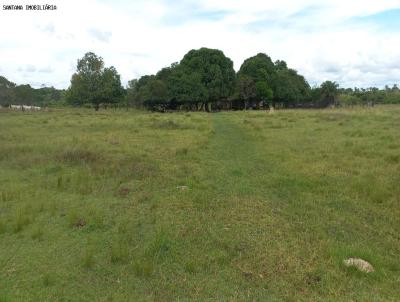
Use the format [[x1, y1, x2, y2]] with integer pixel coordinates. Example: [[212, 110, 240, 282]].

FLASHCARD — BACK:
[[18, 65, 37, 73], [160, 1, 231, 26], [0, 0, 400, 88], [38, 66, 54, 73], [39, 23, 55, 34], [88, 28, 112, 43]]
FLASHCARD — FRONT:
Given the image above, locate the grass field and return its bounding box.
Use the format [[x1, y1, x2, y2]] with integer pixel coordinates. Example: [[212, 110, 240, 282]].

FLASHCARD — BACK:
[[0, 106, 399, 301]]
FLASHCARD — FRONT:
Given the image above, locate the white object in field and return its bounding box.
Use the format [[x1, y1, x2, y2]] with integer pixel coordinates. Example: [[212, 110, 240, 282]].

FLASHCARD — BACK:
[[343, 258, 374, 273], [269, 106, 275, 114], [10, 104, 22, 110]]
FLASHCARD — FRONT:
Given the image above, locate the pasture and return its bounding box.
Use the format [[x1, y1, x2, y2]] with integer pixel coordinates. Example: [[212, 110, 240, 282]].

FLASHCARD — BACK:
[[0, 106, 399, 301]]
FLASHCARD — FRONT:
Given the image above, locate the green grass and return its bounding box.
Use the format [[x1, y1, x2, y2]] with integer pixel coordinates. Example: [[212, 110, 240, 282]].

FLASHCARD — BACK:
[[0, 106, 399, 301]]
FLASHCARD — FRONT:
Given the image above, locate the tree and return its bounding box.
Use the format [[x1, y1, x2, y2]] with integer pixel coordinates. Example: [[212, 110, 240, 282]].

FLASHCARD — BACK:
[[273, 68, 310, 107], [235, 75, 257, 109], [100, 66, 125, 107], [237, 53, 275, 108], [14, 84, 37, 105], [167, 68, 208, 110], [239, 53, 275, 84], [255, 82, 273, 108], [66, 52, 123, 110], [141, 78, 168, 110], [320, 81, 339, 106], [0, 76, 16, 105], [126, 79, 139, 108], [338, 94, 362, 106], [35, 86, 63, 106], [128, 75, 170, 111], [179, 48, 235, 111]]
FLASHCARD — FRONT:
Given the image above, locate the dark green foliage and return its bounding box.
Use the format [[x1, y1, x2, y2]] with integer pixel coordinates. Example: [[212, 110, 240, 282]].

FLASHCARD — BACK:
[[236, 53, 275, 108], [273, 67, 311, 106], [320, 81, 339, 106], [235, 54, 310, 108], [0, 76, 16, 106], [126, 48, 235, 111], [66, 52, 124, 110], [166, 67, 208, 109], [239, 53, 275, 85], [180, 48, 235, 107], [235, 75, 257, 109], [0, 75, 64, 107]]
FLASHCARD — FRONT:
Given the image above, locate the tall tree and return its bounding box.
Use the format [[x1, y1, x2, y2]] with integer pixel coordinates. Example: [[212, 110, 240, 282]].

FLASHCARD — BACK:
[[100, 66, 125, 106], [179, 48, 235, 111], [320, 81, 339, 106], [66, 52, 123, 110], [0, 76, 16, 105], [237, 53, 275, 107], [273, 68, 310, 106]]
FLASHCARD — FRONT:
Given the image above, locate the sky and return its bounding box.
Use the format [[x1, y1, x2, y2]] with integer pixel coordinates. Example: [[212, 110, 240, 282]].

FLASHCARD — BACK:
[[1, 0, 400, 89]]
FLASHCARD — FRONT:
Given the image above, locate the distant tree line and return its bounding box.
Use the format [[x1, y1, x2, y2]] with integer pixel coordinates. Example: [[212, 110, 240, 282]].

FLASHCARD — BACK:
[[0, 76, 64, 107], [1, 48, 399, 110], [337, 85, 400, 106]]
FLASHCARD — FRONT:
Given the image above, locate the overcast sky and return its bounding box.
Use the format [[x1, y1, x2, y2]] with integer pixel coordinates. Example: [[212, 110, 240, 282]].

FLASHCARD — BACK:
[[1, 0, 400, 89]]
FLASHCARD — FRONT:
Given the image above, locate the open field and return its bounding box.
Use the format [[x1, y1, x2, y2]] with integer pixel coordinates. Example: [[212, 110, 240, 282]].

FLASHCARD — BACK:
[[0, 106, 399, 301]]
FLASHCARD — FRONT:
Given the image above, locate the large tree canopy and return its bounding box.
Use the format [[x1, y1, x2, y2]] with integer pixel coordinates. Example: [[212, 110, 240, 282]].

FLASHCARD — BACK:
[[126, 50, 313, 111], [166, 67, 208, 108], [237, 53, 276, 106], [127, 48, 235, 111], [66, 52, 124, 110], [238, 53, 275, 84], [179, 48, 236, 109], [236, 55, 310, 107], [273, 67, 311, 106]]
